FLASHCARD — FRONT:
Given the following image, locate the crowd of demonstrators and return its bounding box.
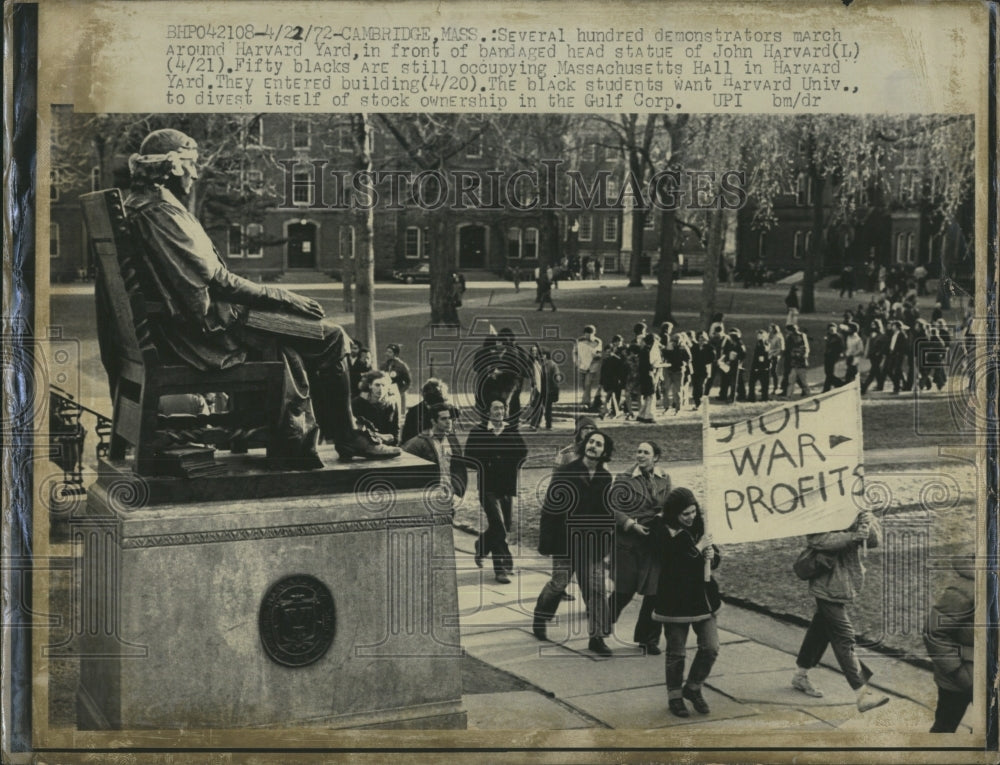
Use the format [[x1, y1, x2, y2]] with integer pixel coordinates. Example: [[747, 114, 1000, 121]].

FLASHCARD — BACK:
[[464, 400, 529, 584]]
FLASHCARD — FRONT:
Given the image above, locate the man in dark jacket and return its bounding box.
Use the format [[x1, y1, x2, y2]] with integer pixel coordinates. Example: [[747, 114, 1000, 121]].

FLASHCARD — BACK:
[[717, 329, 746, 403], [747, 329, 771, 402], [822, 323, 846, 392], [402, 404, 467, 509], [860, 319, 889, 394], [924, 557, 974, 732], [689, 331, 716, 409], [464, 400, 528, 584], [532, 430, 616, 656]]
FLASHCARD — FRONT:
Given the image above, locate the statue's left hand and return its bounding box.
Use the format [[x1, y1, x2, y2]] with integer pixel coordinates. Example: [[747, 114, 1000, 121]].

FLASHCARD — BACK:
[[284, 291, 325, 319]]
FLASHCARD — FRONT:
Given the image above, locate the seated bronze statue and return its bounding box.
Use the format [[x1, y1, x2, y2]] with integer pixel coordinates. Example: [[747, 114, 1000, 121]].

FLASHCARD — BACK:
[[104, 128, 399, 469]]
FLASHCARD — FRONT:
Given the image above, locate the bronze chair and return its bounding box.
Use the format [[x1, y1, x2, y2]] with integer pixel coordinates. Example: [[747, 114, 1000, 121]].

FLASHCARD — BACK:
[[80, 189, 284, 475]]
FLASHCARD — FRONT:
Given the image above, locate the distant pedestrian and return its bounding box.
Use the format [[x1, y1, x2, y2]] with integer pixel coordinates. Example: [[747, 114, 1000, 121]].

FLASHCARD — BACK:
[[653, 487, 721, 718], [512, 266, 521, 293], [785, 285, 800, 326], [536, 269, 556, 311]]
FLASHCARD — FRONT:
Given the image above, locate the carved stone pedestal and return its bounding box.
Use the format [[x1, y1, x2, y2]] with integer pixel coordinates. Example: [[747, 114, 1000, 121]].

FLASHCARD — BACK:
[[75, 452, 466, 730]]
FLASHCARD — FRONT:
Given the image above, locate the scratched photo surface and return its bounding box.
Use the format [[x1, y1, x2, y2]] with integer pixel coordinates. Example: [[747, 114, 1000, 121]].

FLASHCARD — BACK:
[[13, 1, 994, 762]]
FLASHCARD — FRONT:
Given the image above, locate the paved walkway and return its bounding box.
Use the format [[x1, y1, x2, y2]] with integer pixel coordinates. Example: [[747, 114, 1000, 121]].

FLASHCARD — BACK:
[[452, 531, 970, 733]]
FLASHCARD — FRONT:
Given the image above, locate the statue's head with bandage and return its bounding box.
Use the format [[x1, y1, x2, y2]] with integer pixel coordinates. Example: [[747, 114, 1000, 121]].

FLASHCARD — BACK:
[[129, 128, 199, 197]]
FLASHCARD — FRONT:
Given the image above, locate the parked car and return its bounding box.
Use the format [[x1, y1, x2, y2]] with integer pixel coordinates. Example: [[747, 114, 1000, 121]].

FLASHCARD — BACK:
[[392, 263, 431, 284]]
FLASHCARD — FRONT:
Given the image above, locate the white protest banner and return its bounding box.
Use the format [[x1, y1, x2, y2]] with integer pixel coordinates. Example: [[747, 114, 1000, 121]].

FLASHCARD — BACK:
[[703, 382, 864, 546]]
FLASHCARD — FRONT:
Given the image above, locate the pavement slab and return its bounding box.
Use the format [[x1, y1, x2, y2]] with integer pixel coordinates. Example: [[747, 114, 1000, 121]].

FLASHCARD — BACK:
[[462, 691, 593, 730], [567, 684, 757, 729], [711, 665, 861, 707]]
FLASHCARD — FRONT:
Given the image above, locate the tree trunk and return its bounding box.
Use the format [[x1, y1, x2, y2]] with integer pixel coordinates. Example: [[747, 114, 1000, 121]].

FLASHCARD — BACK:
[[352, 114, 376, 351], [626, 206, 645, 287], [699, 208, 726, 330], [802, 171, 825, 314], [652, 209, 675, 326], [429, 211, 454, 325]]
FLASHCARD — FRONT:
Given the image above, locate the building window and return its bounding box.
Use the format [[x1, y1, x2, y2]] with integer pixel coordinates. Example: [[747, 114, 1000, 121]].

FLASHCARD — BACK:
[[340, 226, 355, 260], [602, 253, 619, 273], [404, 226, 422, 259], [795, 174, 814, 206], [804, 231, 813, 256], [247, 116, 264, 146], [585, 143, 599, 162], [247, 169, 264, 191], [228, 223, 243, 257], [578, 215, 593, 242], [603, 216, 619, 243], [49, 223, 60, 258], [793, 231, 803, 260], [245, 223, 263, 258], [90, 166, 101, 192], [339, 125, 353, 152], [524, 228, 538, 260], [465, 133, 483, 159], [758, 232, 767, 260], [50, 170, 59, 201], [507, 227, 522, 259], [292, 168, 313, 205], [292, 119, 311, 149], [895, 232, 907, 263], [607, 178, 619, 201], [905, 232, 916, 263], [644, 214, 656, 231]]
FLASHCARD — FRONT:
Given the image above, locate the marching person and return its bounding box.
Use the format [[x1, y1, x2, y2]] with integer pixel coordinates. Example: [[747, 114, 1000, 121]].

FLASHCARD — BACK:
[[401, 403, 467, 511], [574, 325, 603, 413], [652, 487, 721, 718], [860, 319, 889, 394], [533, 430, 616, 657], [924, 556, 974, 732], [464, 400, 528, 584], [767, 323, 785, 396], [784, 324, 812, 398], [791, 509, 889, 713], [608, 442, 672, 654], [689, 331, 716, 410], [822, 323, 846, 392], [843, 322, 865, 385], [747, 329, 771, 403], [382, 343, 413, 419]]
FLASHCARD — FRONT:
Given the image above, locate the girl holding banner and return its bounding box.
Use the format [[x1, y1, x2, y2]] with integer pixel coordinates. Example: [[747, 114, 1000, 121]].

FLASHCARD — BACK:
[[651, 487, 721, 718]]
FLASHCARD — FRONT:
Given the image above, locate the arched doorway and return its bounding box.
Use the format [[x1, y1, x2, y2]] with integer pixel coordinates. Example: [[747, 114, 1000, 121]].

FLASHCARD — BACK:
[[458, 224, 487, 270], [286, 220, 318, 269]]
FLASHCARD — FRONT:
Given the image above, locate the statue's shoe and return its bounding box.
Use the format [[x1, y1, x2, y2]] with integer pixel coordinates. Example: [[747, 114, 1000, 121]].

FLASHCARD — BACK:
[[336, 432, 401, 461]]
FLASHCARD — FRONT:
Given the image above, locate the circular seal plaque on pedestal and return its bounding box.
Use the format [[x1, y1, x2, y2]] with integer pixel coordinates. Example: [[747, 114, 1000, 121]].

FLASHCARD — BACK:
[[258, 575, 336, 668]]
